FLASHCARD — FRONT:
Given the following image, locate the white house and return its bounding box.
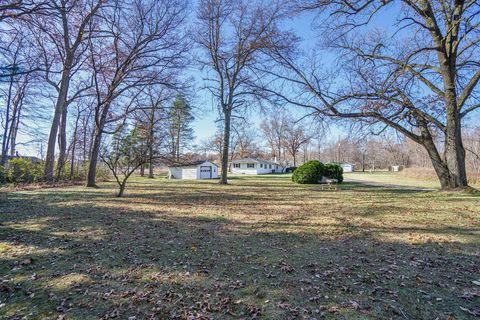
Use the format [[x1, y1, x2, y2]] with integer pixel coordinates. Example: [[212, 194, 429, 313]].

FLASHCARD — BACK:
[[231, 158, 283, 174], [168, 160, 219, 179], [340, 163, 356, 173]]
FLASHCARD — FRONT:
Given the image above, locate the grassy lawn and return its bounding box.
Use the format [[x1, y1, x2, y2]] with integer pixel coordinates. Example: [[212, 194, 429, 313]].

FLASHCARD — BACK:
[[344, 171, 441, 189], [1, 174, 479, 319]]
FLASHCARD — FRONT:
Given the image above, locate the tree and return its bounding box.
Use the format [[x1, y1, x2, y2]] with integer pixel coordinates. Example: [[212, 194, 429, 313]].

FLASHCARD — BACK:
[[20, 0, 104, 182], [85, 0, 188, 187], [267, 1, 480, 190], [283, 120, 311, 166], [261, 111, 287, 163], [134, 85, 171, 178], [101, 126, 148, 197], [195, 0, 284, 184], [167, 94, 194, 161]]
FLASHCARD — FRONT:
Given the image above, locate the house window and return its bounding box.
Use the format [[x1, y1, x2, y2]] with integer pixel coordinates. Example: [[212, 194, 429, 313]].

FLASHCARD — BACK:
[[260, 164, 263, 168], [269, 164, 272, 169], [233, 163, 240, 168], [247, 163, 255, 168]]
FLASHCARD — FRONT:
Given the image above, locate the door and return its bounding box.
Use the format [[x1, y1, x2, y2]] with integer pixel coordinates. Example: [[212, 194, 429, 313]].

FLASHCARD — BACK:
[[200, 166, 212, 179]]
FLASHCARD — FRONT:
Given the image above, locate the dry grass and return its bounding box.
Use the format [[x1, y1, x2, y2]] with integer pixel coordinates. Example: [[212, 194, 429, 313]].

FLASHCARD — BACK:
[[0, 174, 479, 319], [400, 167, 480, 186]]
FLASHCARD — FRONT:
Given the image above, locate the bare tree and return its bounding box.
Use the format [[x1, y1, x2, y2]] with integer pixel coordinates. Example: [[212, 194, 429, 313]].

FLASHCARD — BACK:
[[283, 120, 311, 166], [85, 0, 188, 187], [19, 0, 104, 182], [266, 1, 480, 190], [195, 0, 284, 184]]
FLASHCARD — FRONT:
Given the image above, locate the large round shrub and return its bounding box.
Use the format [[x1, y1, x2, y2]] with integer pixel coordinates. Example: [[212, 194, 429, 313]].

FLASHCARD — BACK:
[[6, 158, 43, 184], [323, 163, 344, 183], [292, 160, 324, 184]]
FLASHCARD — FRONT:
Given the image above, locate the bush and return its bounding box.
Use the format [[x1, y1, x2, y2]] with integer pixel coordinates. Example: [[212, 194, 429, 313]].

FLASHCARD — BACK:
[[6, 158, 43, 184], [323, 163, 344, 183], [0, 165, 6, 184], [292, 160, 324, 184]]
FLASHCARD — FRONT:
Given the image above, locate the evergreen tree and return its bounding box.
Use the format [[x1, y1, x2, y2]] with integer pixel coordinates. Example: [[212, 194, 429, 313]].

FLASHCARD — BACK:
[[167, 94, 194, 161]]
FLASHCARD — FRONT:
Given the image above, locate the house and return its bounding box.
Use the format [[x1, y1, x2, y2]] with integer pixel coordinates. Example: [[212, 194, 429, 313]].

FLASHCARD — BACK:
[[340, 163, 356, 173], [168, 160, 218, 179], [231, 158, 283, 174]]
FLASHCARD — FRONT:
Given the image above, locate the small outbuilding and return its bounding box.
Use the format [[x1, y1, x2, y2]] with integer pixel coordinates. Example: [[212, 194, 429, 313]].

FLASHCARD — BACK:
[[168, 160, 218, 180], [340, 163, 356, 173]]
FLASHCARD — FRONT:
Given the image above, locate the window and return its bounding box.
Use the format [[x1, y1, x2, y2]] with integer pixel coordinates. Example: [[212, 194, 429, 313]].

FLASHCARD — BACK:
[[260, 164, 263, 168], [233, 163, 240, 168], [247, 163, 255, 168], [269, 164, 272, 169]]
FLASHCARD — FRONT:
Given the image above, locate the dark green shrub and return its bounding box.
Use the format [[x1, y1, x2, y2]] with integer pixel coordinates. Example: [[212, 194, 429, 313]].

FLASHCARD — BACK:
[[292, 160, 324, 184], [323, 163, 344, 183], [6, 158, 43, 184], [0, 165, 6, 184]]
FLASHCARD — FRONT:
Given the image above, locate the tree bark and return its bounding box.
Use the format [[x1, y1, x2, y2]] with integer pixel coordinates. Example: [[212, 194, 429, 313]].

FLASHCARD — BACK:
[[44, 65, 71, 182], [86, 127, 102, 187], [56, 103, 69, 178], [219, 110, 231, 184], [117, 182, 126, 197]]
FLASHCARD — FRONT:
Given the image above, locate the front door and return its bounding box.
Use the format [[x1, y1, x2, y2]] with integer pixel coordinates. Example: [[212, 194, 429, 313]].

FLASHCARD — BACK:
[[200, 166, 212, 179]]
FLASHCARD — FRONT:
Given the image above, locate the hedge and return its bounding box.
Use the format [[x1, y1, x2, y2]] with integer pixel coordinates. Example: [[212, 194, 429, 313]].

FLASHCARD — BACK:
[[291, 160, 324, 184], [292, 161, 344, 184]]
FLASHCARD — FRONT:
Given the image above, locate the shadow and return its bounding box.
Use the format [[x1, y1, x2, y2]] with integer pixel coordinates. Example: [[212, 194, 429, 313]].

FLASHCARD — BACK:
[[0, 179, 479, 319]]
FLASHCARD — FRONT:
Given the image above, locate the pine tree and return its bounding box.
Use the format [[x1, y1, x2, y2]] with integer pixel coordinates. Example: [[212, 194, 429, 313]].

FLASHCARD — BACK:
[[167, 94, 194, 161]]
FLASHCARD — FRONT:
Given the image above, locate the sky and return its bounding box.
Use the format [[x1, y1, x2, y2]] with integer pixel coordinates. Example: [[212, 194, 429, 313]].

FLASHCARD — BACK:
[[11, 1, 479, 157]]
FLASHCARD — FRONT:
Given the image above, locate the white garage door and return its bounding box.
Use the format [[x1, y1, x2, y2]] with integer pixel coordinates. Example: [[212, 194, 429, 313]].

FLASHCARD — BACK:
[[199, 166, 212, 179]]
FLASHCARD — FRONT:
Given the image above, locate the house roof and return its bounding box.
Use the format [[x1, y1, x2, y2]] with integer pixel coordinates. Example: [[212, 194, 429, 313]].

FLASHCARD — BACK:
[[168, 160, 217, 168], [232, 158, 281, 166]]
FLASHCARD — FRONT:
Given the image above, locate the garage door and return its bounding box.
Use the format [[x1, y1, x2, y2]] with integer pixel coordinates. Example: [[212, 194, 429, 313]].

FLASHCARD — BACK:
[[199, 166, 212, 179]]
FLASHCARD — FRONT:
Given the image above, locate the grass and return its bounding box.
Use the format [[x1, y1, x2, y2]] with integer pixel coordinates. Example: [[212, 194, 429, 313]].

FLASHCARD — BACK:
[[344, 171, 480, 190], [344, 171, 440, 189], [0, 174, 479, 319]]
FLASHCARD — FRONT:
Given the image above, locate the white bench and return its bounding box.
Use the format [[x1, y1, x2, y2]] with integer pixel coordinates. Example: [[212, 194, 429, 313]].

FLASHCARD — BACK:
[[320, 178, 338, 191]]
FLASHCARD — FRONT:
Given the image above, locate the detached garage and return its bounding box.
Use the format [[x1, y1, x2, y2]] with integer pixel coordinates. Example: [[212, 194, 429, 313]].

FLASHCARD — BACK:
[[168, 160, 218, 180]]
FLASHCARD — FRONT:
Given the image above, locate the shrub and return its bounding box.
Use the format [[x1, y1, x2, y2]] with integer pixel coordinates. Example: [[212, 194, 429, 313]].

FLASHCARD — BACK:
[[6, 158, 43, 184], [292, 160, 324, 184], [323, 163, 344, 183], [0, 165, 6, 184]]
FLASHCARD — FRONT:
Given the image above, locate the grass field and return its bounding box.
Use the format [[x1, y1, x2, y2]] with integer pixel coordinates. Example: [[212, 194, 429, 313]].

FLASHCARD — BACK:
[[1, 174, 479, 319]]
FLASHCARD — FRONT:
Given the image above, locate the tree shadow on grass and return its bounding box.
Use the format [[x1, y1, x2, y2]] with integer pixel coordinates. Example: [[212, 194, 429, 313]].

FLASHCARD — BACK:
[[1, 191, 479, 320]]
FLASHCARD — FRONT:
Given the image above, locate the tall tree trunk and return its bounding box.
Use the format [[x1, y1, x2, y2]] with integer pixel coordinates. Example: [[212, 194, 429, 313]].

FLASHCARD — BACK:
[[69, 112, 80, 180], [1, 75, 14, 165], [86, 128, 102, 187], [140, 165, 145, 177], [219, 110, 231, 185], [44, 65, 71, 182], [56, 103, 69, 178], [443, 107, 468, 189], [9, 96, 22, 157]]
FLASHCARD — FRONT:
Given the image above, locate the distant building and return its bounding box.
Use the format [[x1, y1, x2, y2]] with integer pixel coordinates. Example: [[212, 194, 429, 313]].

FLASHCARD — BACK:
[[340, 163, 356, 173], [231, 158, 283, 174], [167, 160, 218, 180]]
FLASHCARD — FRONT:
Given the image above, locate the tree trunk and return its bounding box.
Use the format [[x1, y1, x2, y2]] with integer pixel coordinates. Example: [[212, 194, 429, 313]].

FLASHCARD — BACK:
[[56, 103, 69, 179], [44, 65, 71, 182], [117, 181, 126, 197], [69, 113, 80, 180], [140, 165, 145, 177], [1, 74, 14, 165], [443, 109, 468, 189], [86, 128, 102, 187], [219, 110, 231, 185]]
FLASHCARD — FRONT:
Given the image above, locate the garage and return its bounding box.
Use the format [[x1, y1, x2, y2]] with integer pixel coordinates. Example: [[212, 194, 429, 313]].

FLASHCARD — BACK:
[[200, 166, 212, 179], [168, 160, 219, 180]]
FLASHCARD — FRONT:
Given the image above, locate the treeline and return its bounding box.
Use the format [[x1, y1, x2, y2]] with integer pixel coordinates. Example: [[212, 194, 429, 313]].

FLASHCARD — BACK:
[[0, 0, 194, 189]]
